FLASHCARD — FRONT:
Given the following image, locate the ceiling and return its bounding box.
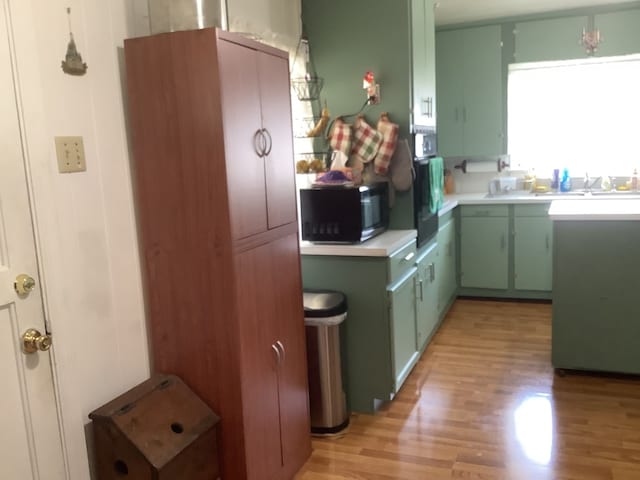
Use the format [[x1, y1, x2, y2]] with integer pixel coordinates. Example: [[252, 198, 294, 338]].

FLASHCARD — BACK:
[[434, 0, 639, 26]]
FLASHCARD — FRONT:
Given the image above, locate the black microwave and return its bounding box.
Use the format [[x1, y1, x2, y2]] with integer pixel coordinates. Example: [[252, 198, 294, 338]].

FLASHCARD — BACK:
[[300, 182, 389, 243]]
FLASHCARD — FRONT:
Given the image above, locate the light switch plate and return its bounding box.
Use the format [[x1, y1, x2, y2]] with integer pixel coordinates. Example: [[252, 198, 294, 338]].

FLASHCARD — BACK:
[[55, 136, 86, 173]]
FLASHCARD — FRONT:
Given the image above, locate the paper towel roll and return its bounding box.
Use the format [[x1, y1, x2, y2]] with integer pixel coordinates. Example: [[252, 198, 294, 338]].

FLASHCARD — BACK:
[[465, 160, 498, 173]]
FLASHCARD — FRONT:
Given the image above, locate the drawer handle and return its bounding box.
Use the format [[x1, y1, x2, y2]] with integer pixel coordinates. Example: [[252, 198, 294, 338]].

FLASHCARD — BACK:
[[403, 252, 415, 262]]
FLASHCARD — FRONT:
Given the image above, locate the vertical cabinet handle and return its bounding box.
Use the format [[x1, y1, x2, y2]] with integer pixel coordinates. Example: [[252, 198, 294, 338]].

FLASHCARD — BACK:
[[500, 234, 506, 251], [462, 107, 467, 123], [419, 278, 424, 301], [430, 263, 436, 282], [254, 129, 265, 158], [545, 234, 550, 251], [271, 343, 281, 365], [262, 128, 273, 156], [454, 107, 459, 122], [276, 340, 285, 363]]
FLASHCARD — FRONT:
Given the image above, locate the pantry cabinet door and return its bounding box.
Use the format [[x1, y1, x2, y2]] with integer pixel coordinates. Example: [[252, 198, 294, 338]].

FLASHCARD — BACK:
[[218, 39, 268, 239], [257, 51, 297, 230]]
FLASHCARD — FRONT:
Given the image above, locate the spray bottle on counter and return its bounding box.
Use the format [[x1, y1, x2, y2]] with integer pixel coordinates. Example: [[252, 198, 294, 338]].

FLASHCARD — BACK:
[[560, 168, 572, 192]]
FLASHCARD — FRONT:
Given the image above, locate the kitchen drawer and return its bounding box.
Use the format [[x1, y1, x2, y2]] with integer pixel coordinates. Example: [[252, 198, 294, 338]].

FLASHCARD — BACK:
[[460, 205, 508, 217], [514, 203, 551, 217], [387, 240, 417, 283]]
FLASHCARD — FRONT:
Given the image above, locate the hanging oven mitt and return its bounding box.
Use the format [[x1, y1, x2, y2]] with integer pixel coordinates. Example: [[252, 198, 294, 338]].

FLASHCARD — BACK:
[[373, 113, 399, 175], [329, 118, 352, 156], [389, 138, 413, 192], [351, 116, 383, 163]]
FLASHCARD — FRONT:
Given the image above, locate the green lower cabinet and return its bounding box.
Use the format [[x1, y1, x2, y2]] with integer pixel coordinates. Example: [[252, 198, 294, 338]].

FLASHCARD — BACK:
[[300, 242, 420, 413], [415, 244, 438, 352], [460, 216, 509, 289], [389, 268, 420, 391], [514, 216, 553, 291], [552, 220, 640, 374], [436, 216, 457, 317]]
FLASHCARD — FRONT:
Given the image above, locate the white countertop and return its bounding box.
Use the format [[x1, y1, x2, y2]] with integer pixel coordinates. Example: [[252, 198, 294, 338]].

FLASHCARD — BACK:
[[548, 198, 640, 220], [300, 229, 417, 257]]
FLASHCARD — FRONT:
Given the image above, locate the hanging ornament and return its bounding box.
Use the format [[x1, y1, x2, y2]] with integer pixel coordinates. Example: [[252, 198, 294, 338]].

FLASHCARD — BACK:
[[61, 7, 87, 76]]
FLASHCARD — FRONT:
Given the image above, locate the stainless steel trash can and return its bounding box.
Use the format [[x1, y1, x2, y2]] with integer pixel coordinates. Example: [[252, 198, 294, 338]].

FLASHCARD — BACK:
[[303, 290, 349, 434]]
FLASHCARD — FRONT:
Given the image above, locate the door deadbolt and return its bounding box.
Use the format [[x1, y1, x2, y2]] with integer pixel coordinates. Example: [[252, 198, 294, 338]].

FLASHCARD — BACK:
[[14, 274, 36, 296], [22, 328, 52, 354]]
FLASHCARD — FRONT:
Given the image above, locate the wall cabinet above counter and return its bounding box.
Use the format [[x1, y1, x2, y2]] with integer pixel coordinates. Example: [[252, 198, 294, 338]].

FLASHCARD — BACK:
[[435, 25, 504, 157]]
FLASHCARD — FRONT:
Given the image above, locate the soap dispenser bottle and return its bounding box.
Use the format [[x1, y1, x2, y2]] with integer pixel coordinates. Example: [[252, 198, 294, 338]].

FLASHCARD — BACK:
[[632, 168, 638, 191], [560, 168, 571, 192]]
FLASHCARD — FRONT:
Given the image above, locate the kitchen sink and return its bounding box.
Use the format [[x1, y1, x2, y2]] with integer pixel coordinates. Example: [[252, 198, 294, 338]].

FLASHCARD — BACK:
[[533, 191, 585, 198]]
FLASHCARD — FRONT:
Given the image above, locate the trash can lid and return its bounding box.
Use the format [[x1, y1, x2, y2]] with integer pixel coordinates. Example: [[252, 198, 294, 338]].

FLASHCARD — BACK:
[[303, 290, 347, 318]]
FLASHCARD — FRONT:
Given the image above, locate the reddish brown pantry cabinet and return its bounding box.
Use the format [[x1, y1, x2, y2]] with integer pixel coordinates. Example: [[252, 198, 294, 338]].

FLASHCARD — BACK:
[[124, 28, 310, 480]]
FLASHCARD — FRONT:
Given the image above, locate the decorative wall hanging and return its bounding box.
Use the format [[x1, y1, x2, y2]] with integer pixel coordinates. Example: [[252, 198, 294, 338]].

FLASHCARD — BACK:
[[580, 27, 602, 56], [61, 7, 87, 76]]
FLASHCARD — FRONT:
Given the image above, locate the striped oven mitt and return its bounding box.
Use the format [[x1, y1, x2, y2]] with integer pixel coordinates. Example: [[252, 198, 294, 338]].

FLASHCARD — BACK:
[[329, 117, 352, 157], [374, 113, 399, 175], [351, 116, 383, 163]]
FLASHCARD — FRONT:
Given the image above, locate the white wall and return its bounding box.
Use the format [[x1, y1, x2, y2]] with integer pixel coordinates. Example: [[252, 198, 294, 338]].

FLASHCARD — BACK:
[[9, 0, 301, 478]]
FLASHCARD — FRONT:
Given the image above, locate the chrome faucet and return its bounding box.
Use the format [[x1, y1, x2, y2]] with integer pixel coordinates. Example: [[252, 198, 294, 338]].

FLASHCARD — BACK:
[[583, 172, 600, 192]]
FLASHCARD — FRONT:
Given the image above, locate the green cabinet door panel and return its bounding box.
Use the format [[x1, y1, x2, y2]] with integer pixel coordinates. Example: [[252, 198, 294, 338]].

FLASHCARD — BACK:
[[436, 217, 457, 316], [415, 245, 438, 351], [514, 216, 553, 291], [595, 10, 640, 57], [462, 25, 503, 156], [552, 221, 640, 374], [388, 268, 419, 391], [436, 25, 503, 157], [412, 0, 436, 127], [514, 16, 588, 63], [435, 29, 464, 155], [460, 216, 509, 289]]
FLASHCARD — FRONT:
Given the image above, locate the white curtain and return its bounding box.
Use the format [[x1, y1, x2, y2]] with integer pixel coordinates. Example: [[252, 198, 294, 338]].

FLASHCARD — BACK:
[[508, 54, 640, 178]]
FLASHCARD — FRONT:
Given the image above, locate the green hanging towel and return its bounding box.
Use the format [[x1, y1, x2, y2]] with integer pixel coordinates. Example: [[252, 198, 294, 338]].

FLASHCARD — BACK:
[[429, 156, 444, 214]]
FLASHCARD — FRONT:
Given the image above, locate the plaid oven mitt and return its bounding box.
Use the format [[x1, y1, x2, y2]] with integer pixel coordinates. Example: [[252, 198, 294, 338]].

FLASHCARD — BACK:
[[374, 113, 399, 175], [351, 116, 383, 163], [329, 118, 352, 156]]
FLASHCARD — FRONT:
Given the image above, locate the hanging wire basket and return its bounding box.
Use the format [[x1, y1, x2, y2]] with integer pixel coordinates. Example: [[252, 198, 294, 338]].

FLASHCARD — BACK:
[[291, 76, 324, 101]]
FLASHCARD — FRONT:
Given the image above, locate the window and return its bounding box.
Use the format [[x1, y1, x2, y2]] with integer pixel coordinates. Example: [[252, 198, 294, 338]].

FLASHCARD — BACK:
[[508, 54, 640, 178]]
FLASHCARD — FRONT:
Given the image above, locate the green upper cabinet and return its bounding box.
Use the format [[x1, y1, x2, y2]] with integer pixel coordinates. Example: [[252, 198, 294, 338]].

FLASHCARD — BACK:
[[514, 16, 588, 63], [412, 0, 436, 127], [594, 10, 640, 57], [436, 25, 503, 157]]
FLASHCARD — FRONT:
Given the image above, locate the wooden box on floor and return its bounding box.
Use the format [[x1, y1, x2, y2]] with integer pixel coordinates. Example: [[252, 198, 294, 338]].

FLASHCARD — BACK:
[[89, 374, 220, 480]]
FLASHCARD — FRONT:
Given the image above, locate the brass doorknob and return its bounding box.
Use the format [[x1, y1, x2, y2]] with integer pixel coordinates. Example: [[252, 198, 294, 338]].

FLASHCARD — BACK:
[[14, 274, 36, 296], [22, 328, 52, 354]]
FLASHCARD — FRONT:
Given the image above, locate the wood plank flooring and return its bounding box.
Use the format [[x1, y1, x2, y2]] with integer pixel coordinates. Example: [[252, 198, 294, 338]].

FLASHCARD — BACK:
[[295, 298, 640, 480]]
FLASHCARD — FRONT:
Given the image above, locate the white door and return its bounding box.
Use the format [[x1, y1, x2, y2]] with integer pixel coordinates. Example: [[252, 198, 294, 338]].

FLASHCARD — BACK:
[[0, 1, 66, 478]]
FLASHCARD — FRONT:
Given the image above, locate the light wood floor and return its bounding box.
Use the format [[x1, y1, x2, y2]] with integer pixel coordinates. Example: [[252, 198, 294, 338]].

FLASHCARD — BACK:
[[295, 298, 640, 480]]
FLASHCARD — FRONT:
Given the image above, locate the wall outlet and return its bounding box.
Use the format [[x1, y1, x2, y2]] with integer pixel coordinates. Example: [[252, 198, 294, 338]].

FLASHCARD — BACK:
[[55, 136, 86, 173]]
